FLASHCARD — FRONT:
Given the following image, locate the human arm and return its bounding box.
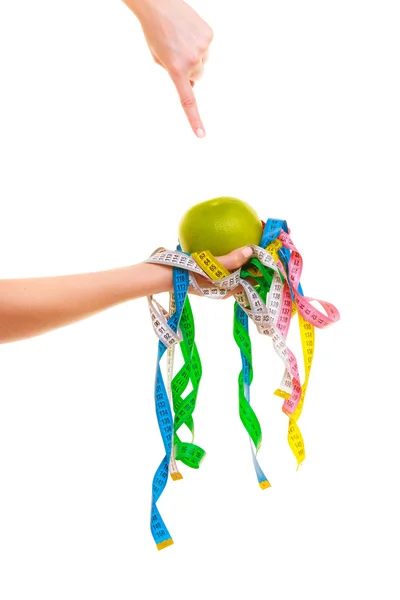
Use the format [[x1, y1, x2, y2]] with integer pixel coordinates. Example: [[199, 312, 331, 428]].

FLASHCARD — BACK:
[[0, 247, 252, 344]]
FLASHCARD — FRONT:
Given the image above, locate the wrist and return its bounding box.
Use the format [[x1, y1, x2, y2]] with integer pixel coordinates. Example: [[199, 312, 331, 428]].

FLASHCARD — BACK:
[[130, 262, 173, 298], [145, 262, 173, 295], [123, 0, 158, 21]]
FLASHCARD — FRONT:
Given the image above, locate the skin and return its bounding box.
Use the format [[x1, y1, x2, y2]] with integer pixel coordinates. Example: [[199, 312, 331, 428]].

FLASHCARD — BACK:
[[123, 0, 213, 137], [0, 247, 252, 344]]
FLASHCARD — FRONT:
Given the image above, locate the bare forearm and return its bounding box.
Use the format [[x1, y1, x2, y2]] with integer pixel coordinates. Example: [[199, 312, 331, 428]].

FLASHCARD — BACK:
[[0, 262, 172, 344]]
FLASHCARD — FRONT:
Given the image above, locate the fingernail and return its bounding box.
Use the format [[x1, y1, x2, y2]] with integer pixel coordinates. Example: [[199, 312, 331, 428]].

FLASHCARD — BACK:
[[196, 128, 205, 138], [241, 246, 253, 258]]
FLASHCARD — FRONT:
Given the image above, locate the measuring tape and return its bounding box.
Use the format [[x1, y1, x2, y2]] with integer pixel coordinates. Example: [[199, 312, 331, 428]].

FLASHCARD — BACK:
[[145, 220, 340, 549]]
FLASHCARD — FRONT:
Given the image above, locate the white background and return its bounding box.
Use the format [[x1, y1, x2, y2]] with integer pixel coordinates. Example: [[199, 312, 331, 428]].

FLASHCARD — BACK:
[[0, 0, 399, 598]]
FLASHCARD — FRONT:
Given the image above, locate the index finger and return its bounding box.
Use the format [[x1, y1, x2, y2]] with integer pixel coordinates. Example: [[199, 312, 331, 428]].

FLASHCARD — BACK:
[[171, 74, 205, 138]]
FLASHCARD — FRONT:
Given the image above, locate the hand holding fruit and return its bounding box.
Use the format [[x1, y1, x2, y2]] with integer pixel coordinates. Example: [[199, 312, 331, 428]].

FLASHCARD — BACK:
[[188, 245, 254, 299], [178, 196, 262, 297]]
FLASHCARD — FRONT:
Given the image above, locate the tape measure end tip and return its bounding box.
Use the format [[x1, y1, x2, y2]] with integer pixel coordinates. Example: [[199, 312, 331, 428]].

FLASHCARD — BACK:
[[170, 472, 183, 481], [156, 538, 174, 551], [259, 480, 271, 490]]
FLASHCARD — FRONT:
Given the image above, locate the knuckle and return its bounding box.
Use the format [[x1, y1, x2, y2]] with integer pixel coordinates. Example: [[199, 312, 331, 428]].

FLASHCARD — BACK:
[[187, 53, 199, 68], [199, 25, 213, 52], [231, 255, 242, 269], [181, 95, 195, 109], [169, 60, 185, 76]]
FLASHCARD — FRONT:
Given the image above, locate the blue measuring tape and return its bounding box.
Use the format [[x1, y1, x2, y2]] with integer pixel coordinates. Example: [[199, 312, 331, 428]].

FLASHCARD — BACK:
[[150, 246, 190, 550]]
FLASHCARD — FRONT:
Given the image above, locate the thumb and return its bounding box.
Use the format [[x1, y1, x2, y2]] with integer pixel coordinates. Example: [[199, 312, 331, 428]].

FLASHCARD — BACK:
[[215, 246, 253, 271]]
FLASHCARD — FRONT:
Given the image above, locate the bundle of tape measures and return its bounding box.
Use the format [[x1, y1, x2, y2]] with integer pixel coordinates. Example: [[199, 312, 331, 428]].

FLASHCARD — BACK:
[[145, 216, 340, 550]]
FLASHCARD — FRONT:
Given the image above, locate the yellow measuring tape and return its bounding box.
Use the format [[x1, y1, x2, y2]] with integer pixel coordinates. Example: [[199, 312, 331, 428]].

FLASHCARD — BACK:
[[274, 313, 315, 468], [191, 251, 231, 280]]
